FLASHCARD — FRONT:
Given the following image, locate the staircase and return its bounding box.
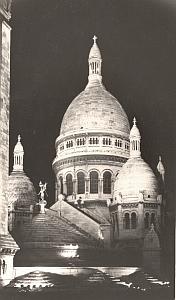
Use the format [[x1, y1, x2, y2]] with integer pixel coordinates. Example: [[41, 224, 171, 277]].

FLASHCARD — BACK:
[[50, 200, 101, 241]]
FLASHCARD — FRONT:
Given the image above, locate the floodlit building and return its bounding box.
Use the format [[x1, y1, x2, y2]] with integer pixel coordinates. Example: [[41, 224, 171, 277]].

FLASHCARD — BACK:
[[7, 37, 165, 266]]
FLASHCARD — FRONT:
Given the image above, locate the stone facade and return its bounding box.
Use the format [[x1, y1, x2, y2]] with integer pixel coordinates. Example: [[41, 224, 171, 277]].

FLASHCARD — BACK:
[[110, 119, 162, 245], [0, 18, 11, 235], [51, 38, 164, 250], [0, 5, 19, 286]]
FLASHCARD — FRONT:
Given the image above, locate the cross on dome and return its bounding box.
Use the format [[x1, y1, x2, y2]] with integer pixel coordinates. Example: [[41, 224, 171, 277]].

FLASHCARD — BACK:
[[93, 35, 97, 44], [18, 134, 21, 142]]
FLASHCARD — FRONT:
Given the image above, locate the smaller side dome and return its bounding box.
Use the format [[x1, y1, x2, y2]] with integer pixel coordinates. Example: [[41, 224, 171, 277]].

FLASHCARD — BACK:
[[114, 157, 158, 199], [7, 135, 37, 208], [7, 173, 37, 208], [114, 118, 158, 200]]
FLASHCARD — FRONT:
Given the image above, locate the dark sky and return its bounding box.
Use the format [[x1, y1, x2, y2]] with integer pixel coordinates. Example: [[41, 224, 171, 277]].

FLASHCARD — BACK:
[[10, 0, 176, 203]]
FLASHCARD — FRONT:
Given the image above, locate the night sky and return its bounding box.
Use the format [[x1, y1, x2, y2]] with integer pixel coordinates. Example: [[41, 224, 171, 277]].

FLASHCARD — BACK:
[[10, 0, 176, 204]]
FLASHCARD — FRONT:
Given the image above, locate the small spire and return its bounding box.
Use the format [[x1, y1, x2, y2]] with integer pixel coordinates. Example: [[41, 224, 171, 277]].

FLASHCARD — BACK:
[[87, 36, 102, 86], [130, 117, 141, 158], [93, 35, 97, 44], [133, 117, 136, 126], [13, 134, 24, 172]]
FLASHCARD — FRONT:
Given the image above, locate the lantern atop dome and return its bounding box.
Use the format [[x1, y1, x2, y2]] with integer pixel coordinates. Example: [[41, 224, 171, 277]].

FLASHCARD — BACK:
[[130, 117, 141, 158], [88, 35, 102, 85], [13, 134, 24, 172]]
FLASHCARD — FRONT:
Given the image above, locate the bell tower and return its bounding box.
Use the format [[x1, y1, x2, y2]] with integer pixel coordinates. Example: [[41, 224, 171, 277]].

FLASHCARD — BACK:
[[0, 1, 19, 286]]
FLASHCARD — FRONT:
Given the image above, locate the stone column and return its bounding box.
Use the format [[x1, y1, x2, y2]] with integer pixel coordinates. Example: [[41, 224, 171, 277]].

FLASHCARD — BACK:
[[85, 177, 89, 199], [138, 200, 144, 238], [117, 203, 122, 239], [73, 178, 77, 199], [55, 180, 58, 202], [98, 178, 103, 198], [111, 177, 115, 197], [63, 180, 67, 195]]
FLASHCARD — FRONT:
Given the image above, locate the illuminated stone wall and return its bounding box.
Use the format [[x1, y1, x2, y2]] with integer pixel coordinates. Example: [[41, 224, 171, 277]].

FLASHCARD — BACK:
[[0, 17, 11, 235]]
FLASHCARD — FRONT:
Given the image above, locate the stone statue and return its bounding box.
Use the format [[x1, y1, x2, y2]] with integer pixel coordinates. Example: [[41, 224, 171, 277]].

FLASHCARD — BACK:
[[1, 0, 12, 13], [38, 181, 48, 202]]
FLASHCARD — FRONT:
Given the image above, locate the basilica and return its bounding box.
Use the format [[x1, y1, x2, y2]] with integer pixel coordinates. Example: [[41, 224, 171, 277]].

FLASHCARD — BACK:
[[7, 36, 165, 266], [0, 1, 172, 290]]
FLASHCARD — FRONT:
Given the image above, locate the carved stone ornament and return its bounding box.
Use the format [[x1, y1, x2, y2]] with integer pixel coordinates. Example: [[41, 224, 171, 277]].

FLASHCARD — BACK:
[[1, 0, 12, 12], [0, 0, 12, 20]]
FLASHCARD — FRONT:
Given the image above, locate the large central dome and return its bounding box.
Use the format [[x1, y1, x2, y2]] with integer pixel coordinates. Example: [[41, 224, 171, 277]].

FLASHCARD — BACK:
[[60, 83, 130, 136], [53, 36, 130, 204], [60, 35, 129, 137]]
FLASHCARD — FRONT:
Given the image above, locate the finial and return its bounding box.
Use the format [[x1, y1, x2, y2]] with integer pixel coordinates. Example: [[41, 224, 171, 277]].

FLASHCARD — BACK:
[[133, 117, 136, 126], [93, 35, 97, 44], [159, 155, 161, 161], [13, 134, 24, 172]]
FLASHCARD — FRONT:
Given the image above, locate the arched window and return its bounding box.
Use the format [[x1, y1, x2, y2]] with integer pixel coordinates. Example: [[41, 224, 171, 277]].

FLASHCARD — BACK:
[[124, 213, 130, 229], [118, 140, 122, 147], [66, 174, 73, 196], [103, 171, 112, 194], [77, 172, 85, 194], [131, 212, 137, 229], [151, 213, 155, 225], [144, 212, 150, 229], [59, 176, 63, 194], [90, 171, 98, 194]]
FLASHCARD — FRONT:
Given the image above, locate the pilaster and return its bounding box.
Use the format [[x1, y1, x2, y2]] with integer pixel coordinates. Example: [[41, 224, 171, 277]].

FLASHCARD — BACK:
[[63, 180, 67, 195], [98, 178, 103, 198], [85, 177, 89, 198]]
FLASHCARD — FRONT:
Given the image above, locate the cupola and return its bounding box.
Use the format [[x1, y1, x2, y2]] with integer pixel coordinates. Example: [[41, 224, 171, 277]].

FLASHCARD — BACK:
[[13, 135, 24, 172], [88, 35, 102, 85], [114, 118, 158, 200], [130, 117, 141, 158]]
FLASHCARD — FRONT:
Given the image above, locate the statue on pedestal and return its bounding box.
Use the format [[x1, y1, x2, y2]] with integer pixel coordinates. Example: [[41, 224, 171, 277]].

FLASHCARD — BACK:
[[38, 181, 48, 202], [38, 181, 48, 213]]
